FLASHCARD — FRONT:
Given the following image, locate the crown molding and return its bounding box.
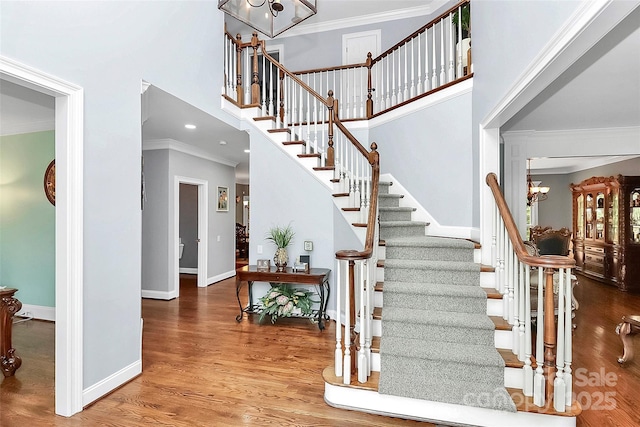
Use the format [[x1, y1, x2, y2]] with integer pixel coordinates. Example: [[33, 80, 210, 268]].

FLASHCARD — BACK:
[[0, 119, 55, 136], [240, 3, 438, 41], [143, 138, 238, 168]]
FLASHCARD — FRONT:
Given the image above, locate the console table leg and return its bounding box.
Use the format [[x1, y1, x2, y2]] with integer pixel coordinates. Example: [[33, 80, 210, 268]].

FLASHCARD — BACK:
[[235, 278, 245, 322], [1, 291, 22, 377], [617, 322, 635, 364]]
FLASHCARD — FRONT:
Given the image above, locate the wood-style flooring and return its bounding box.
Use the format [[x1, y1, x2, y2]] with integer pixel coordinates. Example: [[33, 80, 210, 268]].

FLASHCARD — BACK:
[[1, 273, 639, 426]]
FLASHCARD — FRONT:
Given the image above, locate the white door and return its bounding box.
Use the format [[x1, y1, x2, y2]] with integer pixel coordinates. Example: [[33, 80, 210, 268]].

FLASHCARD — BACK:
[[342, 30, 381, 65]]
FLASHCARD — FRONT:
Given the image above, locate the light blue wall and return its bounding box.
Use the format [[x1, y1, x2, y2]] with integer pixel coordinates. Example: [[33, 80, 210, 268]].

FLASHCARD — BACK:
[[369, 90, 473, 226], [1, 2, 225, 388], [471, 0, 583, 225], [0, 131, 55, 307], [249, 128, 341, 314]]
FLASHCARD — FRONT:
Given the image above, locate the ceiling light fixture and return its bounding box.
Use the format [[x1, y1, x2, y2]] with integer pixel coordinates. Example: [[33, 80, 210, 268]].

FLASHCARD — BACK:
[[244, 149, 250, 153], [527, 159, 550, 206], [184, 124, 196, 130], [218, 0, 317, 38], [219, 140, 227, 145]]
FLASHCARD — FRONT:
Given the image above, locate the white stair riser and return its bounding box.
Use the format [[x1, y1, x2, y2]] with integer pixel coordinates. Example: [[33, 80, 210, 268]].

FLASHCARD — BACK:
[[474, 248, 482, 264], [372, 352, 380, 371], [504, 366, 524, 389], [378, 246, 386, 260], [480, 271, 496, 286], [494, 329, 512, 349], [377, 267, 384, 282], [298, 156, 321, 170], [374, 290, 383, 308], [267, 132, 291, 144], [486, 299, 503, 316], [282, 144, 305, 157]]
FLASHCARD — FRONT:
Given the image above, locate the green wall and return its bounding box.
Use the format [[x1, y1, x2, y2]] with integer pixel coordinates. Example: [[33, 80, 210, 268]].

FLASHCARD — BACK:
[[0, 131, 55, 307]]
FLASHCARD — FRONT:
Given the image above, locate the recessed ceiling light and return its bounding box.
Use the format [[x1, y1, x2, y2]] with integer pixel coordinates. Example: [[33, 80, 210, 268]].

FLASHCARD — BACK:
[[219, 140, 227, 145], [244, 149, 250, 153], [184, 124, 196, 130]]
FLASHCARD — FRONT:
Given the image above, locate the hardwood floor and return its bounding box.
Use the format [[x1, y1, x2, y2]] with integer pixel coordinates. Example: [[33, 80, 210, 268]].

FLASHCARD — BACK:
[[1, 273, 638, 426]]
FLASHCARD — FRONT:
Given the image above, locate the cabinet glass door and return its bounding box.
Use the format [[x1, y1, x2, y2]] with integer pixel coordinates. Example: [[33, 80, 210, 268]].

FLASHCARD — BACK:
[[577, 194, 584, 239], [596, 192, 605, 240], [586, 194, 594, 239], [608, 189, 619, 244], [631, 189, 640, 244]]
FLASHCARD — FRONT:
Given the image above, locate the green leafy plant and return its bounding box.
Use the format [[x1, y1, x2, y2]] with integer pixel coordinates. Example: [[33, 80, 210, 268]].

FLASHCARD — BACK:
[[258, 284, 318, 324], [452, 3, 471, 38], [265, 224, 295, 249]]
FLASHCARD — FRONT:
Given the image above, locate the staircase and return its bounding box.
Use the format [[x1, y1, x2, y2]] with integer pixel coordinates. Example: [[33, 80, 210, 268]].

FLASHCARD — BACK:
[[221, 24, 578, 427]]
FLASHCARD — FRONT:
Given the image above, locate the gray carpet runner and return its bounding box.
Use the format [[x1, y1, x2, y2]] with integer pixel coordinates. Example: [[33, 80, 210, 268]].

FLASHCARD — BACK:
[[377, 182, 516, 412]]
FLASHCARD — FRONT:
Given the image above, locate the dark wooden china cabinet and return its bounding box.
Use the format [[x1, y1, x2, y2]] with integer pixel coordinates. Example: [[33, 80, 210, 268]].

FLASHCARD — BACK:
[[571, 175, 640, 292]]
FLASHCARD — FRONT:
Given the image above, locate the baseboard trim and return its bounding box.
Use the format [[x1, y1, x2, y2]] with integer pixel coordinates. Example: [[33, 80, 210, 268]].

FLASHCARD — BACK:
[[141, 289, 178, 300], [179, 267, 198, 274], [207, 269, 236, 286], [16, 304, 56, 322], [83, 359, 142, 407]]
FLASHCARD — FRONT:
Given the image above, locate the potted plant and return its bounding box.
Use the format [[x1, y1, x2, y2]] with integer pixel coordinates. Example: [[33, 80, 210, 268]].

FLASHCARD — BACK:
[[452, 3, 471, 72], [265, 223, 294, 272], [258, 283, 318, 324]]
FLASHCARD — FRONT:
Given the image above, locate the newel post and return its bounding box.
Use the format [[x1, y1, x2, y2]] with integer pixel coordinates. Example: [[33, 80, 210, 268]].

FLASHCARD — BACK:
[[543, 267, 557, 402], [251, 32, 260, 105], [235, 34, 244, 105], [366, 52, 373, 118], [326, 90, 335, 167]]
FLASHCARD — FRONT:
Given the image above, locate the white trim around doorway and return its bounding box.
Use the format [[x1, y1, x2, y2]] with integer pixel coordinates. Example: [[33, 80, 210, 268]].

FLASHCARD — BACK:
[[173, 177, 209, 295], [0, 55, 84, 417]]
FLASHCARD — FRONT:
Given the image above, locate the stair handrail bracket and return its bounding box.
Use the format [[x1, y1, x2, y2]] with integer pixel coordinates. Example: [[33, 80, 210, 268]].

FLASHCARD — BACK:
[[486, 172, 577, 413]]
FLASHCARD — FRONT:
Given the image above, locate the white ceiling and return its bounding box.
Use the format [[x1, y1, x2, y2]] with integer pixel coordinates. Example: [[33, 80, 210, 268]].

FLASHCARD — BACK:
[[2, 1, 638, 177]]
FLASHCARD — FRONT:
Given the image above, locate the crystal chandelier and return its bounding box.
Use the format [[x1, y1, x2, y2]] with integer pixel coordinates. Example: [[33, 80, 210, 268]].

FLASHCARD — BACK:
[[527, 159, 550, 206], [219, 0, 317, 38]]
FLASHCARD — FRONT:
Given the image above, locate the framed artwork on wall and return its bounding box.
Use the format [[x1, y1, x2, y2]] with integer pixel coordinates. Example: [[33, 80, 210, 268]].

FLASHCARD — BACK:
[[217, 186, 229, 212], [44, 159, 56, 206]]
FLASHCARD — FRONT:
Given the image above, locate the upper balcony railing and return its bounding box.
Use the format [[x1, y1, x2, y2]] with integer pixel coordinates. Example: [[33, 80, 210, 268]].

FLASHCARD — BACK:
[[292, 0, 472, 121]]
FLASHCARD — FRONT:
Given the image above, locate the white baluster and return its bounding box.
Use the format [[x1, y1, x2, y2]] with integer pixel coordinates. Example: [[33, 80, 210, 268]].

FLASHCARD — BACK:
[[431, 25, 437, 89], [448, 13, 455, 82], [456, 5, 463, 78], [313, 75, 318, 157], [439, 19, 446, 85], [391, 51, 397, 106], [299, 79, 304, 147], [417, 32, 423, 95], [343, 259, 351, 384], [269, 62, 275, 116], [261, 56, 267, 114], [554, 268, 566, 412], [424, 30, 430, 91], [524, 264, 533, 397], [403, 44, 409, 101], [508, 241, 515, 327], [335, 259, 343, 377], [360, 68, 365, 118], [358, 260, 367, 383], [410, 38, 416, 98], [276, 64, 281, 126], [397, 47, 403, 103], [385, 55, 391, 108], [534, 267, 545, 407], [518, 262, 526, 361], [245, 48, 251, 103], [364, 257, 372, 376], [564, 268, 573, 408], [511, 248, 518, 354]]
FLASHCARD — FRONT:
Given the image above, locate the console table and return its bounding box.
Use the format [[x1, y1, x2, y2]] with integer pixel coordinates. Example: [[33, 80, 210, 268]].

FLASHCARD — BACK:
[[235, 265, 330, 330], [616, 315, 640, 364], [1, 288, 22, 377]]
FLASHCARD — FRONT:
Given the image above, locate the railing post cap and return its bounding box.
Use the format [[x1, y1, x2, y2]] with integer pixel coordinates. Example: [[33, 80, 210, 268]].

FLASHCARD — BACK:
[[370, 142, 378, 151]]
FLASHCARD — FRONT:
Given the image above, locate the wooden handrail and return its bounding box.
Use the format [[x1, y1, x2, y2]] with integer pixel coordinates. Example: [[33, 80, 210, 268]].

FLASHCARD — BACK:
[[292, 63, 368, 75], [486, 173, 575, 269], [335, 142, 379, 262]]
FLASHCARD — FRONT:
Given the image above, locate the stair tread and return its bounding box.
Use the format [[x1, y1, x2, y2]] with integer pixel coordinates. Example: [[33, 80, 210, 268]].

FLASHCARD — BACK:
[[384, 235, 476, 249], [378, 240, 386, 246], [490, 316, 512, 331], [314, 166, 335, 171], [384, 281, 487, 298], [372, 336, 380, 353], [384, 258, 480, 272], [373, 306, 382, 320], [380, 220, 428, 227], [322, 366, 379, 392], [333, 193, 349, 197], [352, 223, 367, 227], [377, 260, 384, 268], [507, 388, 582, 416], [482, 287, 503, 299], [382, 307, 495, 330], [268, 128, 290, 134], [298, 153, 321, 158], [342, 207, 360, 212], [375, 281, 384, 292], [282, 140, 305, 146], [380, 336, 506, 367], [378, 193, 404, 198], [481, 264, 495, 272], [253, 115, 276, 121], [498, 348, 526, 368], [378, 206, 416, 212]]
